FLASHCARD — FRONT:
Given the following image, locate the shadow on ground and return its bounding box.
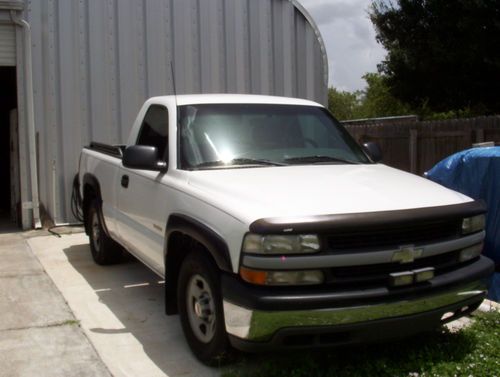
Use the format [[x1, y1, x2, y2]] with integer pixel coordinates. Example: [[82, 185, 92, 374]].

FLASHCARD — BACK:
[[62, 242, 485, 377], [63, 243, 218, 376], [0, 214, 19, 234]]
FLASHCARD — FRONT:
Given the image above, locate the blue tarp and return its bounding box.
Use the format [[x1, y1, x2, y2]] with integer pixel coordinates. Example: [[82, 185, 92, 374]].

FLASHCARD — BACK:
[[426, 147, 500, 301]]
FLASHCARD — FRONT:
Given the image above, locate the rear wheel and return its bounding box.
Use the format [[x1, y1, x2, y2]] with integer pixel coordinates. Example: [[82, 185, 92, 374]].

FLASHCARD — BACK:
[[88, 200, 122, 265], [178, 251, 231, 365]]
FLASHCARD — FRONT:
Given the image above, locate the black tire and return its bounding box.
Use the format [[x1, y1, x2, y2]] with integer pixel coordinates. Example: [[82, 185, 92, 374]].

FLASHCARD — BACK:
[[177, 251, 232, 365], [87, 199, 122, 265]]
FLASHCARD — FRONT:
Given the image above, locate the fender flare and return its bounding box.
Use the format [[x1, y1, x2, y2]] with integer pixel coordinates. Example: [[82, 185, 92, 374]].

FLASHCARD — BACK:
[[165, 214, 233, 273], [163, 214, 233, 315], [82, 173, 102, 201], [81, 173, 109, 236]]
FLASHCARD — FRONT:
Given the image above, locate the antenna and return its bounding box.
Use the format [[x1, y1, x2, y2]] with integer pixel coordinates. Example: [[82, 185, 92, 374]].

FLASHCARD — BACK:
[[170, 60, 177, 98]]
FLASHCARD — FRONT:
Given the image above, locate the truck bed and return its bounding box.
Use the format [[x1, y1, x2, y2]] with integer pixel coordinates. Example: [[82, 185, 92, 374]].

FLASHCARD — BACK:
[[86, 142, 126, 159]]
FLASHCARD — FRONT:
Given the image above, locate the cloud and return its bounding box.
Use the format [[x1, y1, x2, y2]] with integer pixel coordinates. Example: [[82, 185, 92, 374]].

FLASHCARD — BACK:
[[301, 0, 363, 26], [297, 0, 386, 91]]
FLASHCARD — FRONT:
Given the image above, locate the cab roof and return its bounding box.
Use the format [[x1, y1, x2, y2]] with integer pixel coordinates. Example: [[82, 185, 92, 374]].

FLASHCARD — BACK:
[[148, 94, 323, 107]]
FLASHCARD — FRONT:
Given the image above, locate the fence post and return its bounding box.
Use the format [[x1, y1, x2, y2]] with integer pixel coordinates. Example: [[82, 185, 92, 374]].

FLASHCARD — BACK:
[[475, 128, 484, 143], [410, 128, 418, 174]]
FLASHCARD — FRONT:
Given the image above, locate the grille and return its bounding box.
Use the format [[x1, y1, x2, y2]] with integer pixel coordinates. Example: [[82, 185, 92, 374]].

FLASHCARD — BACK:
[[325, 218, 461, 252], [325, 250, 471, 289]]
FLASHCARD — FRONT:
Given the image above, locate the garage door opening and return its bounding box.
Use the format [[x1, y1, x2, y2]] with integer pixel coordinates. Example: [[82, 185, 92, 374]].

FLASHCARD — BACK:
[[0, 66, 19, 230]]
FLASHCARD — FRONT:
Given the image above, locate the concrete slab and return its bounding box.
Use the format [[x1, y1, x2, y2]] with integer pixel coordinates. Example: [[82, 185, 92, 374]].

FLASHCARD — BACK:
[[0, 232, 28, 249], [0, 232, 73, 330], [0, 243, 44, 277], [445, 315, 473, 333], [0, 274, 74, 330], [28, 234, 219, 377], [0, 324, 111, 377], [0, 230, 111, 377], [478, 299, 500, 312]]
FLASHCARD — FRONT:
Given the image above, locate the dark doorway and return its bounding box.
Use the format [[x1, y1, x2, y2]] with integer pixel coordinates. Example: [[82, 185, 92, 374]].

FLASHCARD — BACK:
[[0, 66, 18, 228]]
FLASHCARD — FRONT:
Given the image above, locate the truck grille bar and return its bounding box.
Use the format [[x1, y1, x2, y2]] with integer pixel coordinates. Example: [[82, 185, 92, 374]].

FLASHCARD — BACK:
[[324, 218, 461, 252], [325, 249, 470, 289]]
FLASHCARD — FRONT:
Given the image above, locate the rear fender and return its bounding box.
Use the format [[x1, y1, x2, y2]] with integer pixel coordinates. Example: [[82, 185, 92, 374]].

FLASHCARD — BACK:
[[82, 174, 110, 237]]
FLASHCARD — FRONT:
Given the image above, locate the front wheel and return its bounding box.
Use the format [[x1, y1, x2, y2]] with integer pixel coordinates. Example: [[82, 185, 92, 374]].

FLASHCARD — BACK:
[[87, 200, 122, 265], [177, 251, 231, 365]]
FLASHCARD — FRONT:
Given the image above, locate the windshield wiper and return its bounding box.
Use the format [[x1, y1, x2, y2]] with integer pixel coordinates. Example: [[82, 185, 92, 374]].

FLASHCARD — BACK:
[[194, 158, 287, 168], [284, 155, 360, 165]]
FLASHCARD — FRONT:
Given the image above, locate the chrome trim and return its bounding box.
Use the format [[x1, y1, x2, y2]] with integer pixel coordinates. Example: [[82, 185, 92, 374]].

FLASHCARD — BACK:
[[242, 231, 485, 270], [223, 281, 486, 341]]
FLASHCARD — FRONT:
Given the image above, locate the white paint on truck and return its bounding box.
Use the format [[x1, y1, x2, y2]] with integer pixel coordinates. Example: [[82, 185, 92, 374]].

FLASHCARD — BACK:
[[78, 94, 492, 364]]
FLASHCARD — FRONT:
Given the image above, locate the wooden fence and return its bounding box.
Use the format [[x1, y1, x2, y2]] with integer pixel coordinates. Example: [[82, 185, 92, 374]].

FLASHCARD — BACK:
[[343, 116, 500, 175]]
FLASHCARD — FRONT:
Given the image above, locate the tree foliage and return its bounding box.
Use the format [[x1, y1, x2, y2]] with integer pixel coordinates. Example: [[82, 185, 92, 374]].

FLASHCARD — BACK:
[[328, 88, 361, 120], [370, 0, 500, 115], [328, 73, 411, 120], [359, 73, 412, 118]]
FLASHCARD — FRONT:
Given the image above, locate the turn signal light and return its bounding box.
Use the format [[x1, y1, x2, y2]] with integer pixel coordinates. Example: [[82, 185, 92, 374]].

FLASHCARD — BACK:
[[240, 267, 324, 286], [239, 267, 268, 285]]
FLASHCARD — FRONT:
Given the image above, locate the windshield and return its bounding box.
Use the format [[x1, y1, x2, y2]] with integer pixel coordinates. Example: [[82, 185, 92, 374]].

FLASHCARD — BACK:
[[178, 104, 370, 170]]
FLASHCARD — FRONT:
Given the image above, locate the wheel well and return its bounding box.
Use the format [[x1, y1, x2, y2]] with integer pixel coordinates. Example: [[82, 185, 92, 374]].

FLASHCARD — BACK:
[[82, 184, 97, 235], [164, 232, 218, 315]]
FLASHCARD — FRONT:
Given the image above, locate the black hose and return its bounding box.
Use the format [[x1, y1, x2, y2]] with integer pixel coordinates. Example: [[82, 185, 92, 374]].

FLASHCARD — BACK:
[[71, 174, 84, 223], [48, 226, 62, 238]]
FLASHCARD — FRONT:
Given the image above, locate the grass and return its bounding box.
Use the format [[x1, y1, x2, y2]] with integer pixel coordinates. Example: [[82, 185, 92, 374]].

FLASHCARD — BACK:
[[46, 319, 81, 328], [222, 311, 500, 377], [61, 319, 81, 326]]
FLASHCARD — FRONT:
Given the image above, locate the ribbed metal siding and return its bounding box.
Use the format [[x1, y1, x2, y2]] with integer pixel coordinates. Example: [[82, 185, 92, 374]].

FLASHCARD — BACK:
[[25, 0, 328, 223], [0, 23, 15, 66]]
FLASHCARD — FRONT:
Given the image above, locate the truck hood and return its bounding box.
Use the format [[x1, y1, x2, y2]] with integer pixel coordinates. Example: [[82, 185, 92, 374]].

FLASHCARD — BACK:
[[186, 164, 471, 225]]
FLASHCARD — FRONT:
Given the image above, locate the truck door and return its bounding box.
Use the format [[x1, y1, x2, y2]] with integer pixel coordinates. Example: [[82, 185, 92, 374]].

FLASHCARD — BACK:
[[115, 104, 169, 275]]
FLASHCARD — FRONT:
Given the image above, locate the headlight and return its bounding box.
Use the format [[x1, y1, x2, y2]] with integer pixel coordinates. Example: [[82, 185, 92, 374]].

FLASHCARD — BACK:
[[240, 267, 324, 286], [462, 214, 486, 234], [242, 234, 320, 254]]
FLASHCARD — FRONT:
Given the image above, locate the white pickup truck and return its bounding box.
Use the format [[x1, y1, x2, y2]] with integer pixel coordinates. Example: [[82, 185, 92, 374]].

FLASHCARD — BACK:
[[78, 94, 493, 364]]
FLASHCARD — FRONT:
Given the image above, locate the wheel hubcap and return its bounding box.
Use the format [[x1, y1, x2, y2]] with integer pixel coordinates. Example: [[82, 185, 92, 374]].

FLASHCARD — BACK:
[[91, 212, 101, 252], [186, 274, 216, 343]]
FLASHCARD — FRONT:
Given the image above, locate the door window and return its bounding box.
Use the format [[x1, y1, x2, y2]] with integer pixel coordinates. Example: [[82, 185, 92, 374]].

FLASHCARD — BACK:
[[136, 105, 169, 160]]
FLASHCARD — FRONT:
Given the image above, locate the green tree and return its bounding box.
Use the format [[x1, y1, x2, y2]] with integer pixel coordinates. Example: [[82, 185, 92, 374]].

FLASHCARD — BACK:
[[328, 73, 411, 120], [370, 0, 500, 115], [358, 73, 412, 118], [327, 87, 361, 120]]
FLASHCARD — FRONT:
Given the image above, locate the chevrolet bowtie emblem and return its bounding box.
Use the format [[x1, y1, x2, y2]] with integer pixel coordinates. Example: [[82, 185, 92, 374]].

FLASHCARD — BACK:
[[392, 245, 424, 264]]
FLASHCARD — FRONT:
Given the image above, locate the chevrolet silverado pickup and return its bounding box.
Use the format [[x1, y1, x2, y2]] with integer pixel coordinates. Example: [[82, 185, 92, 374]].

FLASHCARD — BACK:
[[78, 94, 494, 364]]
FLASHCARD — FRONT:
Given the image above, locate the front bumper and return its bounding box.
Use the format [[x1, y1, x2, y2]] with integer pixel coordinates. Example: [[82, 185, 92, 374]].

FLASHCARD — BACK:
[[222, 256, 493, 349]]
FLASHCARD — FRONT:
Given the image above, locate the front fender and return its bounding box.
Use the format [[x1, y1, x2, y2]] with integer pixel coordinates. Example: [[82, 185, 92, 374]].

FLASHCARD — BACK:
[[165, 214, 232, 272]]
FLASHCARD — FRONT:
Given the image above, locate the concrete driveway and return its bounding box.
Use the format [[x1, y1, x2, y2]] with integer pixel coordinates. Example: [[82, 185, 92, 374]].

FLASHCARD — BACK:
[[27, 233, 218, 377], [0, 230, 110, 377]]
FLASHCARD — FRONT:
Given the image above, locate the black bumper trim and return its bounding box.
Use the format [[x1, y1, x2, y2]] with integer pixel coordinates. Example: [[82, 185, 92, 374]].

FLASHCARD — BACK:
[[222, 256, 494, 311]]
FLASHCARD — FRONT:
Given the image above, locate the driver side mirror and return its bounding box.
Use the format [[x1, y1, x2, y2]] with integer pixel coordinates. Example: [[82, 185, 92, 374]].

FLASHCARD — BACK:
[[363, 142, 383, 163], [123, 145, 167, 171]]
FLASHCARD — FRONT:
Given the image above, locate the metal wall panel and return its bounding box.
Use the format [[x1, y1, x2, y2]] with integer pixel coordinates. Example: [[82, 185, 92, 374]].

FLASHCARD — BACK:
[[0, 23, 15, 66], [24, 0, 328, 223]]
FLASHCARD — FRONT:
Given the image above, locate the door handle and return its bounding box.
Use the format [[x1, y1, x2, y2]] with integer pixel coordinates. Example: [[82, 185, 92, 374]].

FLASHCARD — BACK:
[[121, 175, 129, 188]]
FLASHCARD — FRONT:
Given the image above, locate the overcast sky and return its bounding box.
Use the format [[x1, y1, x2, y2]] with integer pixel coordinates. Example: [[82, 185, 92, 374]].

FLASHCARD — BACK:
[[298, 0, 386, 92]]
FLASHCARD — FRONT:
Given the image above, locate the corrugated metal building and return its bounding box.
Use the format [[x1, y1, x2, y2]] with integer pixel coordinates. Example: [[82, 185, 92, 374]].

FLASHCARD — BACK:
[[0, 0, 328, 228]]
